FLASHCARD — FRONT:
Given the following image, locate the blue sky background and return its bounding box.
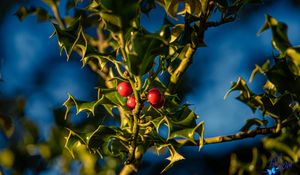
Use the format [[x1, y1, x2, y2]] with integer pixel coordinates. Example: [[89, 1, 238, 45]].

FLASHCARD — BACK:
[[0, 0, 300, 174]]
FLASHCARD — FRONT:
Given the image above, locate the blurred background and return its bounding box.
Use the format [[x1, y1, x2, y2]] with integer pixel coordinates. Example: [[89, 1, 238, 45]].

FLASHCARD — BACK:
[[0, 0, 300, 174]]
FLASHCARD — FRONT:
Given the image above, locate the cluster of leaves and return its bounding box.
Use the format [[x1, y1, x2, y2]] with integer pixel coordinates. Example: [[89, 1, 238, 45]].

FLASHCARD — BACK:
[[0, 98, 121, 175], [13, 0, 262, 174], [226, 15, 300, 175]]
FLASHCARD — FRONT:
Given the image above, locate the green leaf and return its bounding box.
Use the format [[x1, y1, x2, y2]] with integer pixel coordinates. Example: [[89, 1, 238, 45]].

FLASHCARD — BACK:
[[157, 144, 185, 173], [263, 94, 294, 120], [52, 18, 81, 59], [158, 0, 204, 18], [81, 49, 116, 69], [167, 107, 204, 148], [258, 15, 291, 54], [249, 60, 270, 82], [225, 77, 263, 112], [170, 24, 184, 43], [240, 118, 267, 132], [237, 93, 264, 113], [266, 61, 300, 99], [101, 88, 128, 107], [150, 116, 166, 132], [92, 0, 139, 33], [65, 125, 126, 158], [224, 77, 251, 100], [178, 0, 202, 17], [155, 0, 178, 18], [100, 13, 122, 33], [63, 92, 115, 120], [286, 46, 300, 76], [263, 80, 277, 95], [65, 129, 87, 158], [126, 31, 167, 75], [87, 125, 125, 157]]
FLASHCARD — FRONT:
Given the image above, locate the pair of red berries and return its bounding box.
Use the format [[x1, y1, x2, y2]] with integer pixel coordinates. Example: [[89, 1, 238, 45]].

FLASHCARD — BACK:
[[117, 82, 164, 109]]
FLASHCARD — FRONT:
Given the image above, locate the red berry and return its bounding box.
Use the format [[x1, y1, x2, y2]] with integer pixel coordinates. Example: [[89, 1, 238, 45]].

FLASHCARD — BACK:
[[126, 96, 136, 109], [151, 95, 165, 108], [117, 82, 133, 97], [147, 88, 163, 105]]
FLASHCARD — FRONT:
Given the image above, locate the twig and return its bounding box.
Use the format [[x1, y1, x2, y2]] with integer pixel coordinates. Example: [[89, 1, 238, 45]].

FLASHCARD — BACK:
[[176, 126, 278, 146]]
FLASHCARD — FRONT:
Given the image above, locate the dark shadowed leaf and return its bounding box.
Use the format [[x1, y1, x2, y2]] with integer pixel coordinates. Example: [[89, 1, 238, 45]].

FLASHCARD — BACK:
[[15, 6, 51, 22], [0, 115, 14, 137]]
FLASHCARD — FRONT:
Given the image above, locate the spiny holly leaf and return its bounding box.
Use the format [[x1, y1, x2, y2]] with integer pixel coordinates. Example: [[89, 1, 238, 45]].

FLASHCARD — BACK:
[[263, 80, 277, 95], [81, 49, 116, 70], [65, 126, 126, 158], [249, 60, 270, 82], [101, 88, 128, 107], [53, 18, 117, 64], [149, 106, 204, 150], [240, 118, 267, 132], [87, 0, 140, 33], [167, 107, 204, 148], [73, 27, 87, 59], [225, 77, 264, 112], [224, 77, 251, 100], [150, 116, 166, 132], [177, 0, 202, 17], [237, 93, 264, 112], [258, 15, 291, 54], [63, 92, 115, 120], [15, 6, 51, 22], [87, 125, 126, 157], [52, 18, 81, 59], [65, 128, 87, 158], [156, 0, 204, 18], [170, 24, 184, 43], [156, 144, 185, 173], [262, 93, 294, 120], [126, 31, 167, 75], [266, 61, 300, 99]]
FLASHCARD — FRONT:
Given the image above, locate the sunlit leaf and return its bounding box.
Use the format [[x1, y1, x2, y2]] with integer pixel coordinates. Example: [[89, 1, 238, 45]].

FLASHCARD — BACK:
[[157, 144, 185, 173], [65, 129, 87, 158], [63, 92, 115, 120], [224, 77, 251, 100], [249, 60, 270, 82], [258, 15, 291, 54], [286, 46, 300, 76]]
